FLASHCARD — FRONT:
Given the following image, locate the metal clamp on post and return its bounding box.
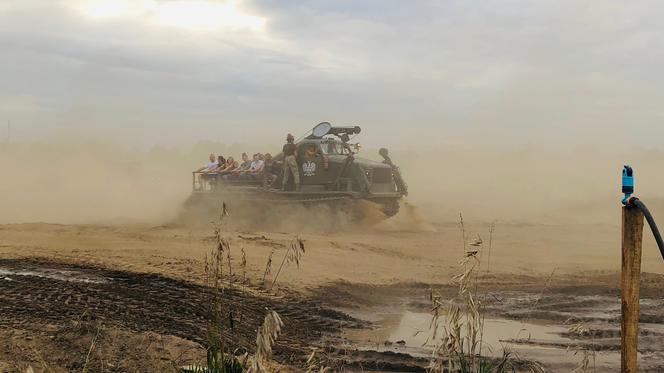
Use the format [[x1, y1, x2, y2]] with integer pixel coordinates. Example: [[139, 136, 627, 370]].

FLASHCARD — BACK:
[[622, 165, 634, 205]]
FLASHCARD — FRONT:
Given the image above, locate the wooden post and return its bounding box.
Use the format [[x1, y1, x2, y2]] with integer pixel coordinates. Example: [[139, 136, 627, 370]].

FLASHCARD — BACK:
[[621, 206, 644, 373]]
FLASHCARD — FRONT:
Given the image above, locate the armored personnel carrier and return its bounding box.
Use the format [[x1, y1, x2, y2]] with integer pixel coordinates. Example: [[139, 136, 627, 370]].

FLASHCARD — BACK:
[[182, 122, 408, 225]]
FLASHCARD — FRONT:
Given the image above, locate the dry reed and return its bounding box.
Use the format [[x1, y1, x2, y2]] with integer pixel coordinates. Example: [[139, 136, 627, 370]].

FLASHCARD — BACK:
[[261, 249, 274, 287], [428, 215, 546, 373], [270, 238, 305, 291], [247, 311, 284, 373], [565, 319, 596, 373]]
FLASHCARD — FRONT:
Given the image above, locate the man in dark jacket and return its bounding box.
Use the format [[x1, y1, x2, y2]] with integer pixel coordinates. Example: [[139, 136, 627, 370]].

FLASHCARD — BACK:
[[281, 134, 300, 191]]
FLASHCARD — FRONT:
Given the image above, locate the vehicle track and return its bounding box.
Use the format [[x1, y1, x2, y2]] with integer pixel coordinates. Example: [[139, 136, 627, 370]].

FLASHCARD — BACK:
[[0, 258, 358, 364]]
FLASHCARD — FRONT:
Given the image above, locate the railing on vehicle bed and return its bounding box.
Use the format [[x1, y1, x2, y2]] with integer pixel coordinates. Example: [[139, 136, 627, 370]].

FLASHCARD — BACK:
[[192, 171, 266, 191]]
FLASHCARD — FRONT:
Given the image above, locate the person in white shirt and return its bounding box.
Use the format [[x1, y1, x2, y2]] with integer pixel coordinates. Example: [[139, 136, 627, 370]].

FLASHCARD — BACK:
[[195, 153, 219, 173], [240, 154, 265, 180], [194, 153, 219, 189]]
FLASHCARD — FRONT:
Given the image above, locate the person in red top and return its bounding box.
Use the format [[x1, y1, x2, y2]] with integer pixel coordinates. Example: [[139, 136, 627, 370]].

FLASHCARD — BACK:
[[218, 157, 238, 174]]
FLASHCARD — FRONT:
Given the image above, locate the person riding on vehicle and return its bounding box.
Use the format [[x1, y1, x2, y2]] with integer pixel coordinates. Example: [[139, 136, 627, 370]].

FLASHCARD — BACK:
[[282, 134, 299, 191], [195, 153, 219, 173], [303, 144, 321, 159], [194, 153, 219, 189], [223, 153, 251, 180], [217, 157, 238, 174], [238, 153, 251, 170], [263, 153, 278, 187], [239, 153, 265, 180]]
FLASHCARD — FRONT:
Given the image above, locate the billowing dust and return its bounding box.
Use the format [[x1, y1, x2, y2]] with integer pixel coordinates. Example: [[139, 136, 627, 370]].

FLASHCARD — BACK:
[[2, 139, 664, 372], [375, 202, 435, 232], [4, 140, 664, 229]]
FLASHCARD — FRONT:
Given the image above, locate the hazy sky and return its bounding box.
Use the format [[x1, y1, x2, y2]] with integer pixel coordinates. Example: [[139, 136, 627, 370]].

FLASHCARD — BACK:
[[1, 0, 664, 149]]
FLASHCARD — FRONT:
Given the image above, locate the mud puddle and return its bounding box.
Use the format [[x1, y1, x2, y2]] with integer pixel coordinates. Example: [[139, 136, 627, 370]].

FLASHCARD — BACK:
[[331, 287, 664, 372], [342, 310, 610, 372], [0, 266, 110, 284]]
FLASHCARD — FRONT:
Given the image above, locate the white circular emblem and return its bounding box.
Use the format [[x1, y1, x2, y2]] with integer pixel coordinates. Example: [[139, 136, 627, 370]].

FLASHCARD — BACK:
[[302, 161, 317, 176]]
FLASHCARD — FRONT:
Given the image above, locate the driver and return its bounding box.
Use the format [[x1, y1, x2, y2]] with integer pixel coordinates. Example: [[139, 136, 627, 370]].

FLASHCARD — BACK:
[[304, 144, 321, 159]]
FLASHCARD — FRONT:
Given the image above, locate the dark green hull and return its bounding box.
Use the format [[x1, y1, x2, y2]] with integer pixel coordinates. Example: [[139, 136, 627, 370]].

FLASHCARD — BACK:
[[180, 186, 401, 229]]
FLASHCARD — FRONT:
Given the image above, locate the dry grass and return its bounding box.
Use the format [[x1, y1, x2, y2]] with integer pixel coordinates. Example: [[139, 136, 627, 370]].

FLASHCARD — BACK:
[[565, 319, 596, 373], [261, 249, 274, 287], [427, 214, 547, 373], [259, 237, 306, 291], [81, 325, 101, 373], [182, 203, 245, 373], [3, 318, 203, 373], [247, 311, 284, 373], [240, 248, 247, 285], [187, 203, 293, 373], [304, 349, 332, 373], [270, 238, 305, 291]]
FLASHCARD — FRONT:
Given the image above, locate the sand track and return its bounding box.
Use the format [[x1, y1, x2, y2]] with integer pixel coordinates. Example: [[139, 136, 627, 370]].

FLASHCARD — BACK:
[[2, 221, 664, 371], [0, 258, 357, 367]]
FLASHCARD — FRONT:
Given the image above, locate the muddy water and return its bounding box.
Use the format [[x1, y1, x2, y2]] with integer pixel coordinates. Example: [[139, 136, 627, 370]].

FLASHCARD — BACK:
[[0, 266, 110, 284], [340, 292, 664, 373], [343, 311, 587, 372]]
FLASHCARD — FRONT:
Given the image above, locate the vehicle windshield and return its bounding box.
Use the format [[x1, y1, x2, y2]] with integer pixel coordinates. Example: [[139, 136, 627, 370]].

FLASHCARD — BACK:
[[320, 140, 350, 155]]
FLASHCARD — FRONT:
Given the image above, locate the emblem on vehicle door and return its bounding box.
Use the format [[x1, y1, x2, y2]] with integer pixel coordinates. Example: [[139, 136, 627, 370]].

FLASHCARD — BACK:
[[302, 161, 317, 177]]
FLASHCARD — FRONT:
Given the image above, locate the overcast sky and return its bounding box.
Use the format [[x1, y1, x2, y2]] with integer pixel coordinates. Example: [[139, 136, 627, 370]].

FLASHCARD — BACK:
[[1, 0, 663, 149]]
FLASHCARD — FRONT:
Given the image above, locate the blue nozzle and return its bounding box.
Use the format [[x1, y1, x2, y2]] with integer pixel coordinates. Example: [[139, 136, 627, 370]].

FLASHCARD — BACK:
[[622, 165, 634, 205]]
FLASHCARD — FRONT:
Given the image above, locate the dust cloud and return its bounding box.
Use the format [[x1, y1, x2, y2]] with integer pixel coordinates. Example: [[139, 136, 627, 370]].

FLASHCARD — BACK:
[[0, 141, 270, 225], [391, 146, 664, 227], [375, 202, 435, 233], [0, 142, 180, 224], [2, 140, 664, 228]]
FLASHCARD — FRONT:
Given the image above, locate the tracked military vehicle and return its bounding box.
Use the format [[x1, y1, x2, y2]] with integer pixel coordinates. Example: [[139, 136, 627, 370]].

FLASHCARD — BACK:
[[182, 122, 408, 225]]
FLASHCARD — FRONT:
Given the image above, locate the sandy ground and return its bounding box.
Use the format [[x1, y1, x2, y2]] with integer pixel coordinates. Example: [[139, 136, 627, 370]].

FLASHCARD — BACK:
[[0, 219, 662, 289], [1, 217, 664, 372]]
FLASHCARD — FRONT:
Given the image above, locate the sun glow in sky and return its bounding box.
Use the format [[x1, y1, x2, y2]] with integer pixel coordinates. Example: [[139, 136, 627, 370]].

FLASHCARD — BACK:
[[77, 0, 265, 31]]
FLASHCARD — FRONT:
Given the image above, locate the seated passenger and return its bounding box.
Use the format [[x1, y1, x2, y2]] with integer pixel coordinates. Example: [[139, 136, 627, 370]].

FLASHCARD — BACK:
[[195, 153, 219, 173], [205, 156, 227, 186], [194, 153, 219, 189], [218, 157, 238, 174], [262, 153, 278, 187], [239, 153, 265, 180], [223, 153, 251, 180], [238, 153, 251, 170], [256, 153, 266, 172], [216, 156, 226, 170]]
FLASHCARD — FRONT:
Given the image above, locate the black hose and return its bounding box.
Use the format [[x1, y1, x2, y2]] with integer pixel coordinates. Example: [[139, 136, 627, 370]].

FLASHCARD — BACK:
[[631, 198, 664, 260]]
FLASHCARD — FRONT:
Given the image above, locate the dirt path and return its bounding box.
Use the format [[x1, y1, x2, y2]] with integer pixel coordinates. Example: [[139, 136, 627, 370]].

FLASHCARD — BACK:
[[1, 221, 664, 371], [1, 221, 662, 291], [0, 258, 361, 372]]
